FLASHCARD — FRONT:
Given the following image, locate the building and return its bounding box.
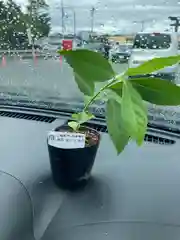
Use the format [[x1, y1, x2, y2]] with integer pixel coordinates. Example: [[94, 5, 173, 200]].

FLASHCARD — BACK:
[[108, 35, 134, 43]]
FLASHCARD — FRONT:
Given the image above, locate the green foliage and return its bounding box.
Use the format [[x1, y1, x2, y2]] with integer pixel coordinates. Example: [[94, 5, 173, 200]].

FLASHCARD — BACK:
[[121, 81, 147, 145], [61, 49, 180, 154], [0, 0, 26, 49], [126, 55, 180, 76], [111, 77, 180, 105], [26, 0, 51, 40], [72, 111, 95, 125], [60, 49, 115, 96], [106, 99, 130, 154], [68, 121, 80, 131], [68, 111, 95, 131], [0, 0, 50, 49]]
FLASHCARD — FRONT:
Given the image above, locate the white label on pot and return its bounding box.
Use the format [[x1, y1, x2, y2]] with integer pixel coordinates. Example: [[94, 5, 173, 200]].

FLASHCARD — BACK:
[[47, 131, 86, 149]]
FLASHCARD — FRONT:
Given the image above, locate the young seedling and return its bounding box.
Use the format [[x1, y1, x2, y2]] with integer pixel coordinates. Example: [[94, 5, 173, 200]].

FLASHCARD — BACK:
[[68, 111, 95, 146], [59, 49, 180, 154]]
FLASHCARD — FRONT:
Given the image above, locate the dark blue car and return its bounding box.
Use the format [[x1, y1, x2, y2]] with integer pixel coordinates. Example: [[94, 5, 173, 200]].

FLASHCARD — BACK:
[[111, 44, 132, 63]]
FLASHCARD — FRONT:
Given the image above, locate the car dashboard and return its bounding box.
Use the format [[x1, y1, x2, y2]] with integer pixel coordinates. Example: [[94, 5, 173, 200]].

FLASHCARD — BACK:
[[1, 106, 180, 240]]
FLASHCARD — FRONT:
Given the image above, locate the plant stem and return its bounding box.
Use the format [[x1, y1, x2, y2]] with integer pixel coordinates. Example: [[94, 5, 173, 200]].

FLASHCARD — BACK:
[[83, 76, 120, 111]]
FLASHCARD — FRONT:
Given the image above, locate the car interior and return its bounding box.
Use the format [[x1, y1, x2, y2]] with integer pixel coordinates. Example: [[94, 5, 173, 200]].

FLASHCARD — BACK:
[[1, 103, 180, 240], [1, 0, 180, 239]]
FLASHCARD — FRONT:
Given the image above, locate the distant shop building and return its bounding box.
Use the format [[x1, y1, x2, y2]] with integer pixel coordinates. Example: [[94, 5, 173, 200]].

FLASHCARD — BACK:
[[77, 31, 99, 42], [108, 35, 134, 43]]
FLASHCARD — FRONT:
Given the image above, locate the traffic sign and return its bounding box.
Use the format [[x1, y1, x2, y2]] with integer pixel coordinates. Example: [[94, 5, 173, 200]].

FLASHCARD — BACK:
[[62, 39, 73, 50]]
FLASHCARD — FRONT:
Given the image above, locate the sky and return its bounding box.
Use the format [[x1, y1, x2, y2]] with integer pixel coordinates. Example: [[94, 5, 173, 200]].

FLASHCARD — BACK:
[[15, 0, 180, 34]]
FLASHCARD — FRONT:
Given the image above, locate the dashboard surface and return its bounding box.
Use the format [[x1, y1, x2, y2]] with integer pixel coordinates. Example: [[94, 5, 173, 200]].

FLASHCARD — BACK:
[[0, 112, 180, 240]]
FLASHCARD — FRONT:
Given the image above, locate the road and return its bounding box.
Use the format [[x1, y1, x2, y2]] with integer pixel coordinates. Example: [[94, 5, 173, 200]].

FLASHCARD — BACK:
[[1, 57, 180, 124], [0, 56, 180, 102], [0, 57, 128, 100]]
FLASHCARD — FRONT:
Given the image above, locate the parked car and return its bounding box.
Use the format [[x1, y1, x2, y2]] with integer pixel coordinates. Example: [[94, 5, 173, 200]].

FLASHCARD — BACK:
[[111, 43, 132, 63], [128, 31, 179, 82]]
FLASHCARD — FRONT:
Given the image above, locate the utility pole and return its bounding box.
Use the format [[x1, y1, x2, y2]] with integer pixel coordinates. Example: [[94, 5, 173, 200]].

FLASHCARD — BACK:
[[73, 11, 76, 37], [169, 16, 180, 32], [66, 9, 76, 37], [90, 6, 95, 33], [141, 21, 145, 32], [133, 20, 145, 31], [133, 19, 154, 32], [61, 0, 65, 36], [59, 2, 76, 37]]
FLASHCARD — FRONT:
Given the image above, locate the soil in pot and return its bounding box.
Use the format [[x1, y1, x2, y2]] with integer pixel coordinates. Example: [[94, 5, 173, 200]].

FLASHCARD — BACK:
[[47, 124, 100, 191]]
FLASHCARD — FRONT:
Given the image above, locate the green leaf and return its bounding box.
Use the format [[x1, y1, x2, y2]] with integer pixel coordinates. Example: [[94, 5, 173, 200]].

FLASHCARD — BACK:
[[72, 111, 95, 124], [60, 49, 115, 96], [68, 121, 79, 131], [109, 81, 123, 96], [104, 89, 122, 104], [126, 55, 180, 76], [110, 77, 180, 106], [75, 73, 95, 96], [84, 95, 92, 105], [106, 99, 130, 154], [84, 94, 103, 104], [129, 78, 180, 105], [60, 49, 115, 82], [121, 81, 147, 145]]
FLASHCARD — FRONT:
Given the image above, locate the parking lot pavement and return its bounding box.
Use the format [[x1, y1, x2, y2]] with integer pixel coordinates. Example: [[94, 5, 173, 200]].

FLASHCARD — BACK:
[[0, 56, 180, 100], [0, 57, 127, 99]]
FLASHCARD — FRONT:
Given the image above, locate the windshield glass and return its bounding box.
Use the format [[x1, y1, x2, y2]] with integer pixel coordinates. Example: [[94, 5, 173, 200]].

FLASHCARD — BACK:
[[133, 33, 171, 49], [0, 0, 180, 131], [119, 45, 128, 51]]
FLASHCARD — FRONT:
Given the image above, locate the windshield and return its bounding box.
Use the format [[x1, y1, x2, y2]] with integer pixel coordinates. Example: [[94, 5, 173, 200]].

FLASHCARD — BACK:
[[0, 0, 180, 131], [118, 45, 132, 51], [133, 33, 171, 49], [119, 45, 127, 50]]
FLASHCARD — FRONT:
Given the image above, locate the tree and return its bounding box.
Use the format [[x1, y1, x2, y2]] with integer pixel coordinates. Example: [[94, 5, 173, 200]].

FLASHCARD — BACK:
[[5, 0, 27, 49], [0, 1, 7, 48], [0, 0, 28, 49], [26, 0, 51, 41], [0, 0, 51, 49]]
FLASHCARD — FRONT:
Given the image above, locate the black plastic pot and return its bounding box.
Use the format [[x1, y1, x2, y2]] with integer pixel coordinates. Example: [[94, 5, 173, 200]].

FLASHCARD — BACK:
[[47, 125, 100, 190]]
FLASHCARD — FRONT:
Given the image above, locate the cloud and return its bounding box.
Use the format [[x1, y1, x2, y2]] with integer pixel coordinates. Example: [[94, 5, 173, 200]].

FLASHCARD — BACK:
[[14, 0, 180, 33]]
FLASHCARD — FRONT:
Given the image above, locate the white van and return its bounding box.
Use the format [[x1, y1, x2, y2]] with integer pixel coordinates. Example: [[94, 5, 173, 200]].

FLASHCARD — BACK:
[[128, 31, 179, 82]]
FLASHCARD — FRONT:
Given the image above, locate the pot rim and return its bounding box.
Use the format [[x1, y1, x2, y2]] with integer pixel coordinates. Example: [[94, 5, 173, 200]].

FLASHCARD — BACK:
[[54, 124, 100, 137]]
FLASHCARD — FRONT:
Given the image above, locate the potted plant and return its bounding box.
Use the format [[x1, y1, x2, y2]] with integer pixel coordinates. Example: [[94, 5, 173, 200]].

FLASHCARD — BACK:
[[48, 50, 180, 190]]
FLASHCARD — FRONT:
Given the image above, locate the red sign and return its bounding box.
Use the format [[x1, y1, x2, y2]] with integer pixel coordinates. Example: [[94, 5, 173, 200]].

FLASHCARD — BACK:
[[62, 39, 73, 50]]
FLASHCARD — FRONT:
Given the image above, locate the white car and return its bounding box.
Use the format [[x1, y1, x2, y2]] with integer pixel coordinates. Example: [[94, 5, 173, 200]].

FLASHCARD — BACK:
[[128, 31, 179, 82]]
